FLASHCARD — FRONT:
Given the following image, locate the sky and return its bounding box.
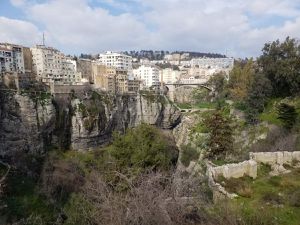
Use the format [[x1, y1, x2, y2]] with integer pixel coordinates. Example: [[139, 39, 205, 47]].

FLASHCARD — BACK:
[[1, 0, 300, 57]]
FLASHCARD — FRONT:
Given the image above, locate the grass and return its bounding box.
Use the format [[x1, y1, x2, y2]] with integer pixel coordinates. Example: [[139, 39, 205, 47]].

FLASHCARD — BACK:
[[221, 165, 300, 225], [194, 101, 216, 109], [259, 98, 282, 125], [176, 102, 192, 109]]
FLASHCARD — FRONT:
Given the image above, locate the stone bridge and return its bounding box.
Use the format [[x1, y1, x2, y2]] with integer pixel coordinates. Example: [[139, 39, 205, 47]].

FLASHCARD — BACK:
[[164, 82, 213, 102]]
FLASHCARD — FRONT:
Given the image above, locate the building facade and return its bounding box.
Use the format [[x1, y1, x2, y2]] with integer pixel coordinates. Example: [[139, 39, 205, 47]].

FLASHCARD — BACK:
[[98, 51, 133, 77], [0, 43, 25, 74], [31, 45, 81, 85], [77, 58, 93, 83], [190, 57, 234, 69], [160, 68, 181, 84], [133, 65, 160, 88]]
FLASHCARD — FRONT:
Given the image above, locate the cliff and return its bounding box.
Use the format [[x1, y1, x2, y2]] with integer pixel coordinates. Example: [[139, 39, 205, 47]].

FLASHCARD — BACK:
[[0, 90, 181, 158], [0, 91, 55, 161], [71, 93, 181, 150]]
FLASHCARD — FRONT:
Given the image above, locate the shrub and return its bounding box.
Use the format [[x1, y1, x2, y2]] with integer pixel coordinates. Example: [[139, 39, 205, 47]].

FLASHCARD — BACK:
[[261, 191, 284, 204], [180, 144, 199, 167], [277, 103, 297, 130], [288, 189, 300, 207], [268, 176, 282, 187], [109, 124, 178, 172]]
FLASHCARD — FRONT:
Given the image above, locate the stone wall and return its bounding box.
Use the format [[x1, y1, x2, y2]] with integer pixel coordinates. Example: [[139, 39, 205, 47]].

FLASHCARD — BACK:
[[207, 151, 300, 201], [250, 151, 300, 175], [250, 151, 300, 166], [211, 160, 257, 180]]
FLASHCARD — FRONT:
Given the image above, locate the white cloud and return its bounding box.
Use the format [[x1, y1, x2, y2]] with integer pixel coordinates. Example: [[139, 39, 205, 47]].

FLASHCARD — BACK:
[[6, 0, 300, 57], [0, 16, 41, 46], [10, 0, 27, 7]]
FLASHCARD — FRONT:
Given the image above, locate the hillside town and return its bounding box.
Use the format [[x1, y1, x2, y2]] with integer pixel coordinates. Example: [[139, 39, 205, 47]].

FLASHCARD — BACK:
[[0, 42, 234, 94]]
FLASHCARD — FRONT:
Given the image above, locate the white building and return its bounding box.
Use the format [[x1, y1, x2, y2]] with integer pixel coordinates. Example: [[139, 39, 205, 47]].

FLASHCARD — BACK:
[[190, 57, 234, 69], [160, 68, 181, 84], [133, 65, 160, 87], [98, 51, 133, 77], [0, 43, 25, 74], [31, 45, 81, 85]]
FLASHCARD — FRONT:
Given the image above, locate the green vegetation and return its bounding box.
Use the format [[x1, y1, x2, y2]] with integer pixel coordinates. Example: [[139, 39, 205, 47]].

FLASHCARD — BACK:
[[180, 144, 199, 167], [219, 166, 300, 225], [258, 99, 282, 125], [176, 102, 192, 109], [1, 171, 58, 224], [277, 103, 297, 130], [204, 111, 233, 159]]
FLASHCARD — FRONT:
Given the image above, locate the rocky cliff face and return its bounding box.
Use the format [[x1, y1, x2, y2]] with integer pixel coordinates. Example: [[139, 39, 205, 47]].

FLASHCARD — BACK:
[[71, 93, 181, 150], [0, 92, 55, 160], [0, 91, 181, 157]]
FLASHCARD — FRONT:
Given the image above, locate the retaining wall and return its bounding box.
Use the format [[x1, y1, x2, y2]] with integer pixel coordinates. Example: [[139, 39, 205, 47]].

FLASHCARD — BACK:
[[250, 151, 300, 166]]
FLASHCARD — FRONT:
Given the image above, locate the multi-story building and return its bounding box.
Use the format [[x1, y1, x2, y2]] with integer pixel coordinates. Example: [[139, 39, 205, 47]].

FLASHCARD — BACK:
[[31, 45, 81, 85], [77, 58, 93, 83], [62, 58, 81, 84], [116, 69, 128, 94], [160, 68, 181, 84], [190, 57, 234, 69], [92, 63, 115, 92], [0, 43, 25, 74], [98, 51, 133, 77], [133, 65, 160, 88], [128, 78, 140, 93]]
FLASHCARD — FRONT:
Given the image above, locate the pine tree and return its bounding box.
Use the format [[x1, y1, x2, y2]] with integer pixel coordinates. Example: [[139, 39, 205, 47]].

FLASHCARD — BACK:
[[277, 103, 297, 130], [204, 111, 233, 159]]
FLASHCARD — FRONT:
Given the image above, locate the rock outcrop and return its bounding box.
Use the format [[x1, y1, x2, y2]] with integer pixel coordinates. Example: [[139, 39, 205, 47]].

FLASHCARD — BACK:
[[0, 92, 55, 159], [71, 94, 181, 150], [0, 90, 182, 157]]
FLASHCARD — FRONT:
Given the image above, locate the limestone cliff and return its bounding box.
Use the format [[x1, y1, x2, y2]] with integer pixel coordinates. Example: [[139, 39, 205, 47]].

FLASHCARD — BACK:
[[71, 93, 181, 150], [0, 90, 181, 157], [0, 92, 55, 159]]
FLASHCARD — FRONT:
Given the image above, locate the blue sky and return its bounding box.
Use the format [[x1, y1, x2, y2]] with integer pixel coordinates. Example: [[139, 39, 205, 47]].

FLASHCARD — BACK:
[[1, 0, 300, 57]]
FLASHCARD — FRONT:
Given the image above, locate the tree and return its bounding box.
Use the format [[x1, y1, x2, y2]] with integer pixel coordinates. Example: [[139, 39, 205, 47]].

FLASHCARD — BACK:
[[204, 111, 233, 159], [109, 124, 177, 172], [207, 72, 227, 99], [277, 103, 297, 130], [258, 37, 300, 97], [228, 59, 255, 101], [245, 73, 273, 123]]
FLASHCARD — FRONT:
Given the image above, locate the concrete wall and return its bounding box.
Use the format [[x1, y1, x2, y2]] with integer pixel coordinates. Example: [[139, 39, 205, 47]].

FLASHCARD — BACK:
[[50, 84, 90, 94]]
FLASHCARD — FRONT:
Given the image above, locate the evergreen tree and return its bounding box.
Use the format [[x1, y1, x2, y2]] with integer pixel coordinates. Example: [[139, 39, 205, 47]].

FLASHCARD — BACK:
[[204, 111, 233, 159], [277, 103, 297, 130], [245, 73, 272, 124]]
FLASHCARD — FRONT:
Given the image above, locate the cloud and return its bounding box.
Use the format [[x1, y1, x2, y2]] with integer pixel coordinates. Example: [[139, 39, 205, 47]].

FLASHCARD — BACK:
[[6, 0, 300, 57], [0, 16, 41, 46], [20, 0, 148, 53], [10, 0, 27, 7]]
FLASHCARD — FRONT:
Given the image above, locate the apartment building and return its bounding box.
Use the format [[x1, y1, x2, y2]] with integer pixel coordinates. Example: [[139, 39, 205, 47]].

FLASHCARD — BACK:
[[93, 63, 114, 92], [116, 69, 128, 94], [77, 58, 93, 83], [133, 65, 160, 88], [190, 57, 234, 69], [128, 78, 140, 93], [160, 68, 181, 84], [98, 51, 133, 77], [31, 45, 81, 85], [0, 43, 25, 74]]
